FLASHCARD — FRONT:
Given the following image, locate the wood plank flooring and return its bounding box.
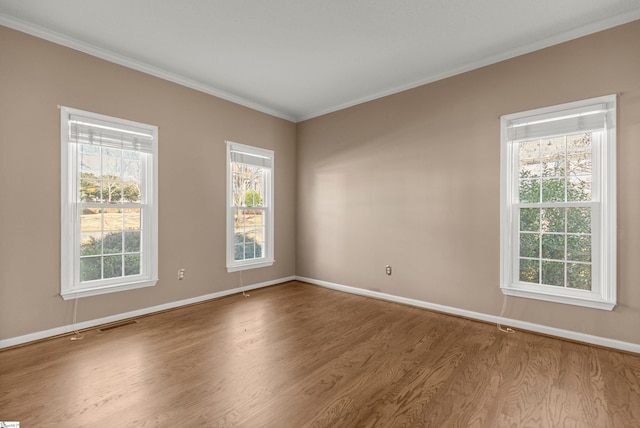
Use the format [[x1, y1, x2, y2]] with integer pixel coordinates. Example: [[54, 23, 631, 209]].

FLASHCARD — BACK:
[[1, 281, 639, 427]]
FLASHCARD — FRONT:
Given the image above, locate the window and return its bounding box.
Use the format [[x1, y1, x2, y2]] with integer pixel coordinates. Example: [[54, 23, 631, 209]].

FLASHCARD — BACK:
[[226, 141, 274, 272], [500, 95, 616, 310], [61, 107, 158, 299]]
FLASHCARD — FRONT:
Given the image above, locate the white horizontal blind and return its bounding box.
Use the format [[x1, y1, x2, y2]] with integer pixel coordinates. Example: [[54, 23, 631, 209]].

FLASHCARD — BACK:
[[506, 103, 608, 141], [69, 113, 154, 154], [229, 149, 272, 168]]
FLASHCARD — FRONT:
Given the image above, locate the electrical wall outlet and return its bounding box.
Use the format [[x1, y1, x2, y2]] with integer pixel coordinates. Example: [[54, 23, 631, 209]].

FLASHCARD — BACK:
[[385, 265, 392, 275], [178, 268, 185, 280]]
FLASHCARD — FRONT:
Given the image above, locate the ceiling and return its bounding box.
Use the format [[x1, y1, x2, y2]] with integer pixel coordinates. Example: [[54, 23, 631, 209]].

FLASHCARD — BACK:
[[1, 1, 640, 122]]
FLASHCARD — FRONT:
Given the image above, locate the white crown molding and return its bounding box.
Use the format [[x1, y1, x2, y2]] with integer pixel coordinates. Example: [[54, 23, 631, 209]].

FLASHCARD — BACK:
[[296, 276, 640, 354], [4, 11, 640, 123], [0, 14, 297, 123], [296, 9, 640, 122]]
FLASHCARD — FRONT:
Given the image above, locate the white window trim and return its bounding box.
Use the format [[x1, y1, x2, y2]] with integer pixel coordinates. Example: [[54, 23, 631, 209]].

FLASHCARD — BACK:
[[60, 107, 158, 300], [226, 141, 275, 272], [500, 95, 616, 310]]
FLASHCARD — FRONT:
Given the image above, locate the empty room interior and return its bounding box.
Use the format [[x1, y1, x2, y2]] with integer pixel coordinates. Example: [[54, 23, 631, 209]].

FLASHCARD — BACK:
[[1, 1, 640, 426]]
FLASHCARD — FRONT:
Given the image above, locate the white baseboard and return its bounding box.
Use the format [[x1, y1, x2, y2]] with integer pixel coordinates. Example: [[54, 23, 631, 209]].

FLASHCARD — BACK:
[[296, 276, 640, 354], [0, 276, 295, 349], [5, 275, 638, 354]]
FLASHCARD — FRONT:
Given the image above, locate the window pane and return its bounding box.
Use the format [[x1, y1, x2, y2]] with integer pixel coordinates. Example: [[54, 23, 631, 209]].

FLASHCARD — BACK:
[[520, 208, 540, 232], [541, 178, 565, 202], [122, 157, 141, 182], [541, 261, 564, 287], [520, 233, 539, 258], [567, 176, 591, 202], [103, 208, 123, 231], [81, 209, 103, 257], [540, 137, 566, 177], [542, 234, 565, 260], [103, 148, 122, 177], [124, 208, 141, 230], [232, 163, 265, 208], [80, 257, 101, 282], [567, 263, 591, 290], [122, 182, 141, 203], [81, 208, 102, 232], [102, 181, 123, 204], [245, 190, 263, 207], [567, 235, 591, 262], [567, 133, 591, 150], [80, 234, 101, 256], [124, 254, 140, 276], [541, 208, 565, 233], [121, 151, 142, 203], [80, 178, 101, 202], [234, 243, 245, 261], [519, 259, 539, 284], [567, 135, 592, 176], [245, 242, 257, 258], [80, 144, 101, 176], [103, 255, 123, 279], [232, 170, 244, 207], [519, 139, 541, 177], [122, 150, 140, 160], [124, 231, 141, 253], [103, 231, 123, 254], [567, 208, 591, 234], [519, 179, 540, 203]]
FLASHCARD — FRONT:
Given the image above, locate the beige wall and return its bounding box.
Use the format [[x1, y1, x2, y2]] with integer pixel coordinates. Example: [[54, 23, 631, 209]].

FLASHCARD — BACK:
[[2, 20, 639, 346], [0, 26, 297, 340], [296, 21, 640, 345]]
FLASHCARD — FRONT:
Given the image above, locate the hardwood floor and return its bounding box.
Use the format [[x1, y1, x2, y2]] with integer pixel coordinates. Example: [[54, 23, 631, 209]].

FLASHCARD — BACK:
[[1, 281, 639, 427]]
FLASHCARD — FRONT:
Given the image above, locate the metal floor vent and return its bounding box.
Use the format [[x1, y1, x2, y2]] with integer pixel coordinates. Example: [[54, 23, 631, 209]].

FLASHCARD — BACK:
[[98, 320, 138, 332]]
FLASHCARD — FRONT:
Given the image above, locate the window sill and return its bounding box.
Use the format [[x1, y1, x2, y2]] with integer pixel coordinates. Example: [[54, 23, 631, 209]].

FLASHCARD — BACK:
[[61, 278, 158, 300], [501, 286, 615, 311], [227, 259, 274, 273]]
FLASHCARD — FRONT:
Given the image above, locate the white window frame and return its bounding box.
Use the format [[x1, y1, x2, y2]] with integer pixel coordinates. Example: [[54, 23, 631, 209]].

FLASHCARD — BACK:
[[61, 107, 158, 300], [500, 95, 616, 310], [226, 141, 274, 272]]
